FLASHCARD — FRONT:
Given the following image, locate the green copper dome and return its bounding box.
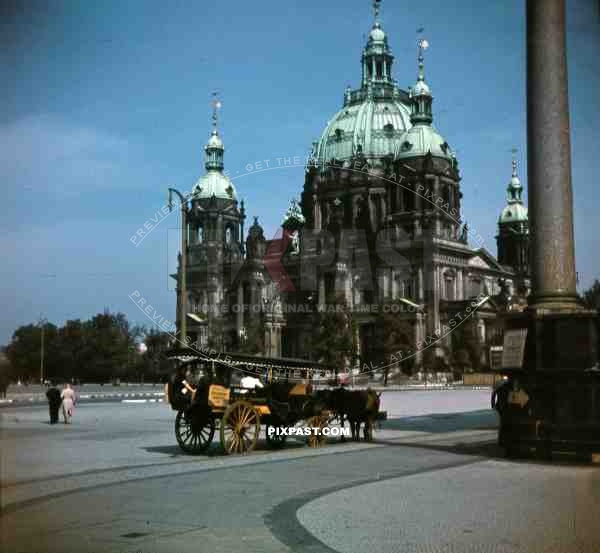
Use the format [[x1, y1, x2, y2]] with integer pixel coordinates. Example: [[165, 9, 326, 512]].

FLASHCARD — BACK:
[[194, 171, 236, 201], [499, 203, 528, 224], [313, 8, 412, 168], [369, 24, 386, 43], [315, 98, 412, 166], [395, 124, 453, 160], [193, 122, 237, 201], [499, 159, 528, 224]]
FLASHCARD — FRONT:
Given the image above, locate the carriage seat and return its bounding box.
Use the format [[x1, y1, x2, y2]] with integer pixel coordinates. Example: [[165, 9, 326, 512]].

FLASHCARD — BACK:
[[289, 383, 307, 396], [269, 399, 290, 423]]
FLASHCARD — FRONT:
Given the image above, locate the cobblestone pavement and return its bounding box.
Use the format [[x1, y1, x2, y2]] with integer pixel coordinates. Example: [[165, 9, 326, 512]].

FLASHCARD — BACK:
[[2, 391, 596, 553]]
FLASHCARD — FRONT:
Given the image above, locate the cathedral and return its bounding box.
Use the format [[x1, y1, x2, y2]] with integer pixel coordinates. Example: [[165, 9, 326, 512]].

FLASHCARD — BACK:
[[173, 2, 530, 373]]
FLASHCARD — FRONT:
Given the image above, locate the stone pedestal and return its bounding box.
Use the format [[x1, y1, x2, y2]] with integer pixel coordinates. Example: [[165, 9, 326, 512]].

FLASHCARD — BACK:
[[503, 308, 598, 372], [497, 308, 599, 457]]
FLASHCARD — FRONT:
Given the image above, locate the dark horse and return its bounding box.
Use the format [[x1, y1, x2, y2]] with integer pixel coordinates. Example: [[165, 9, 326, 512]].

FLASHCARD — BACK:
[[317, 387, 381, 441]]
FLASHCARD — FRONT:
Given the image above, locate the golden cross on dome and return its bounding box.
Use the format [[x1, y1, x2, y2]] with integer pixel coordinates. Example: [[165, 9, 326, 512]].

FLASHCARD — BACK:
[[373, 0, 381, 23], [211, 92, 222, 131], [510, 147, 519, 176], [417, 28, 429, 79]]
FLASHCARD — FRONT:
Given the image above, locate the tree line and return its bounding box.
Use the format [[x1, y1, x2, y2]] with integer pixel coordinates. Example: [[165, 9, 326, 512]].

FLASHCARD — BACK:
[[1, 310, 173, 385]]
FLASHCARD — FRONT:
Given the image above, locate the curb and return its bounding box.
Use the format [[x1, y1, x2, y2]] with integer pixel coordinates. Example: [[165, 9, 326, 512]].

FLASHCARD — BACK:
[[0, 392, 165, 408]]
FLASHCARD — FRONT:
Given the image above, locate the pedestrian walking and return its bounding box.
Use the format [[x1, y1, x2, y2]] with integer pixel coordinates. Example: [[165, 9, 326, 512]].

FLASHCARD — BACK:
[[46, 382, 61, 424], [61, 383, 76, 424]]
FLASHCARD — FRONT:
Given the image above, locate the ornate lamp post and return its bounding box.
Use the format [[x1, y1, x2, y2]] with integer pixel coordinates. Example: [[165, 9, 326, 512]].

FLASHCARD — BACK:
[[168, 187, 189, 346]]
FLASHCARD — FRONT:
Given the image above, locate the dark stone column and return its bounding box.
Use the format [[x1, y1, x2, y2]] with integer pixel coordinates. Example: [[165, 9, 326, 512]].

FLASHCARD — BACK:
[[493, 0, 599, 458], [527, 0, 578, 308]]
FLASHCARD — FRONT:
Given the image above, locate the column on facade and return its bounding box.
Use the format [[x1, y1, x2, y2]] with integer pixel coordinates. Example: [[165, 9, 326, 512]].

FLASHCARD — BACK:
[[345, 271, 352, 306], [430, 264, 441, 336], [417, 267, 424, 303], [415, 315, 424, 365], [355, 325, 361, 362], [433, 176, 441, 236], [452, 271, 458, 301], [313, 195, 321, 231], [264, 323, 272, 357], [274, 325, 282, 357], [318, 275, 326, 307], [414, 179, 423, 236], [380, 194, 387, 218], [249, 280, 258, 313], [236, 284, 244, 339]]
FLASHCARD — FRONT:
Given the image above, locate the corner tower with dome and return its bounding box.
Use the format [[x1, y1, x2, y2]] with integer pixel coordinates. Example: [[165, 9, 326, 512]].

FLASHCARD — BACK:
[[174, 100, 246, 349], [497, 157, 529, 276]]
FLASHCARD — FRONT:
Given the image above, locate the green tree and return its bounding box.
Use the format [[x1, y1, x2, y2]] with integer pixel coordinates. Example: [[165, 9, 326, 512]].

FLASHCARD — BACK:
[[57, 319, 88, 381], [142, 328, 173, 381], [5, 323, 60, 383], [450, 318, 482, 374], [313, 293, 356, 374], [581, 279, 600, 311], [580, 279, 600, 359], [377, 300, 415, 384], [0, 350, 13, 397], [5, 311, 144, 383]]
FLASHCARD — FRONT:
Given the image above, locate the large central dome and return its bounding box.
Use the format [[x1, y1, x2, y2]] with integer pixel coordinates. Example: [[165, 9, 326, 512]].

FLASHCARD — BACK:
[[313, 16, 412, 168], [315, 93, 412, 166]]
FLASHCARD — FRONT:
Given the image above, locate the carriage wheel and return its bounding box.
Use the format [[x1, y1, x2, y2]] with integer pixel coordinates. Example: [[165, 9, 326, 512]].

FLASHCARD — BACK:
[[306, 414, 328, 448], [175, 407, 215, 454], [220, 401, 261, 455], [265, 423, 287, 449]]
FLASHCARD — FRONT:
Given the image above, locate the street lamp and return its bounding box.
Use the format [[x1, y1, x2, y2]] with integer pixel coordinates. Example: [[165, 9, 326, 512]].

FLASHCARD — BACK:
[[39, 315, 47, 384], [168, 187, 189, 346]]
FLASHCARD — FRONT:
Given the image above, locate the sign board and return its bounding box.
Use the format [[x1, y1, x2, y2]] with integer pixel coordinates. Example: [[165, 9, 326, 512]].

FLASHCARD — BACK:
[[501, 328, 528, 368], [490, 346, 503, 370], [208, 384, 230, 408]]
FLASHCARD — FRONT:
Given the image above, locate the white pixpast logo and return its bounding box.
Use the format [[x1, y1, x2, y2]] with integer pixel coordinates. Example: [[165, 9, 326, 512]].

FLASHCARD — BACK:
[[267, 426, 350, 437]]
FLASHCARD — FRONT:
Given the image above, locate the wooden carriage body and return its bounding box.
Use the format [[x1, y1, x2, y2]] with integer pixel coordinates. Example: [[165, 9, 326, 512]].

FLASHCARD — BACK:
[[165, 351, 334, 455]]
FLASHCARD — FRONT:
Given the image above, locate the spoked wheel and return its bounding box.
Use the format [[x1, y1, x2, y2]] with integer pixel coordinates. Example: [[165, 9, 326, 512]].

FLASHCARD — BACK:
[[265, 423, 287, 449], [306, 414, 328, 448], [175, 406, 215, 454], [220, 401, 261, 455]]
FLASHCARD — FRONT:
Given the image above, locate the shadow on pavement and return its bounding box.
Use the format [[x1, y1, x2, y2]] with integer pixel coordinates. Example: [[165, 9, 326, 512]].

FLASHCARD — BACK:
[[380, 409, 498, 434], [142, 438, 310, 458]]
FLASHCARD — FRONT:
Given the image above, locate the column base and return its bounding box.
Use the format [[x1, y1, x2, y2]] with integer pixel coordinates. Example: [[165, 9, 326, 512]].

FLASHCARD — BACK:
[[527, 291, 581, 312], [495, 308, 599, 457]]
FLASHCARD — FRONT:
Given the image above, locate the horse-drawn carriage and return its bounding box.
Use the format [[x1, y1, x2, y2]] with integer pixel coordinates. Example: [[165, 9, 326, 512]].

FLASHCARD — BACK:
[[165, 351, 382, 455], [168, 378, 331, 454]]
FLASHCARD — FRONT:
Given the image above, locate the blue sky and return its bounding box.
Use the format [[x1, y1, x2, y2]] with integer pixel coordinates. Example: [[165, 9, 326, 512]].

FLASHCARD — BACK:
[[2, 0, 599, 344]]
